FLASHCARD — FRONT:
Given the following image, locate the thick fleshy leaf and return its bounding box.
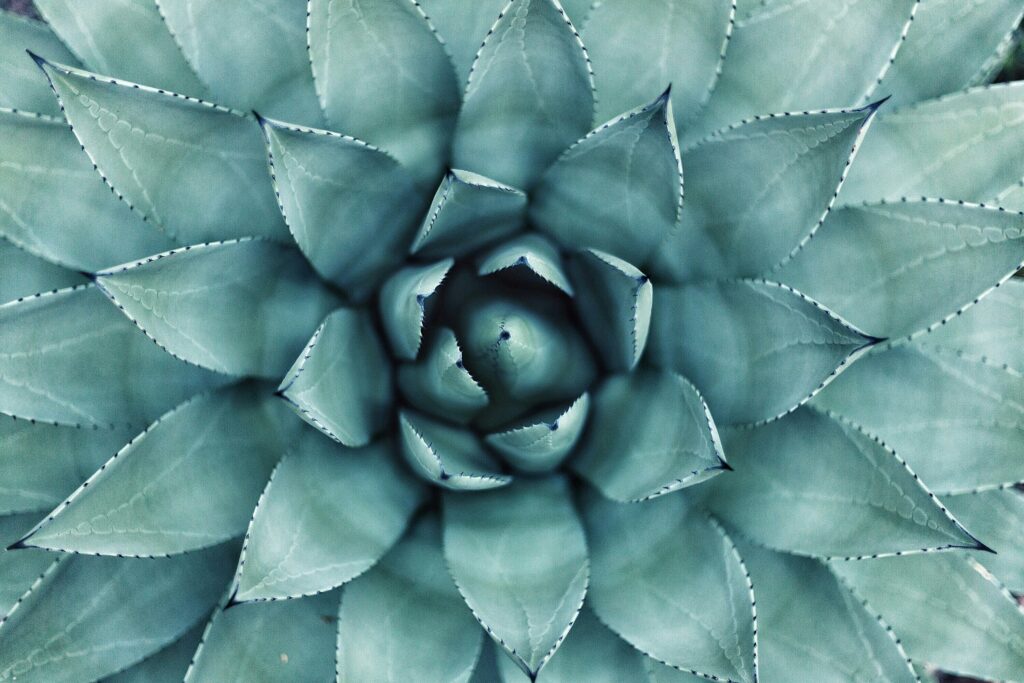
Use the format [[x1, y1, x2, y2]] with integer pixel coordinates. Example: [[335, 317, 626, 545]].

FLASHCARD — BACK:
[[531, 90, 682, 267], [485, 394, 589, 473], [397, 327, 489, 425], [0, 109, 174, 272], [573, 370, 725, 502], [157, 0, 323, 125], [653, 106, 879, 282], [443, 477, 589, 679], [95, 239, 338, 378], [831, 553, 1024, 682], [232, 434, 424, 602], [0, 544, 234, 683], [583, 490, 757, 683], [452, 0, 595, 189], [17, 384, 291, 557], [813, 343, 1024, 494], [648, 280, 875, 425], [710, 407, 979, 559], [34, 0, 207, 96], [419, 0, 506, 86], [307, 0, 460, 184], [336, 515, 482, 683], [477, 234, 573, 295], [0, 12, 79, 114], [566, 249, 652, 371], [184, 593, 337, 683], [944, 488, 1024, 594], [777, 200, 1024, 339], [0, 240, 83, 305], [398, 410, 511, 490], [379, 258, 454, 361], [0, 514, 57, 619], [35, 58, 286, 244], [259, 116, 424, 301], [0, 285, 219, 428], [923, 278, 1024, 371], [105, 624, 204, 683], [278, 308, 392, 447]]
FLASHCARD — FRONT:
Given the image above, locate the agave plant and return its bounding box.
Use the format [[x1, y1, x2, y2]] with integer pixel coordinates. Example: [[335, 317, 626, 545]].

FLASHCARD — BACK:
[[1, 0, 1024, 681]]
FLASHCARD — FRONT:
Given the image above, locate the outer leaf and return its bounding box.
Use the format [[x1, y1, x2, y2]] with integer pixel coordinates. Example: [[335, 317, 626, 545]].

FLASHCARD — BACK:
[[232, 434, 424, 602], [0, 514, 57, 619], [260, 116, 424, 301], [17, 384, 291, 557], [0, 285, 219, 428], [379, 258, 455, 361], [398, 410, 511, 490], [451, 0, 595, 189], [278, 308, 393, 447], [477, 234, 574, 295], [397, 327, 489, 425], [0, 239, 83, 305], [709, 407, 979, 559], [0, 544, 235, 683], [105, 624, 204, 683], [582, 489, 757, 683], [307, 0, 460, 184], [0, 11, 79, 114], [531, 90, 682, 268], [485, 394, 589, 473], [419, 0, 507, 85], [923, 278, 1024, 371], [777, 200, 1024, 339], [35, 58, 286, 244], [336, 515, 483, 683], [647, 280, 875, 425], [443, 477, 589, 679], [813, 343, 1024, 494], [831, 553, 1024, 682], [184, 593, 337, 683], [573, 370, 725, 502], [944, 488, 1024, 594], [95, 239, 338, 378]]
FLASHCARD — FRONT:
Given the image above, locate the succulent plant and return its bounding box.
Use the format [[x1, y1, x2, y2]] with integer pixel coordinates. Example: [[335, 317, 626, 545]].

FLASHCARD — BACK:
[[1, 0, 1024, 681]]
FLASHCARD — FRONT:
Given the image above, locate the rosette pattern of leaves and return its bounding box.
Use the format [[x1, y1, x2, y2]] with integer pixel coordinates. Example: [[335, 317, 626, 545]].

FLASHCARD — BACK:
[[1, 1, 1024, 682]]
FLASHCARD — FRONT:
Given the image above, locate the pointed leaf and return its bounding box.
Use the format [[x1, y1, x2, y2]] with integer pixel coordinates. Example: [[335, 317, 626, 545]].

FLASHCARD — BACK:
[[307, 0, 460, 184], [233, 434, 424, 602], [452, 0, 595, 189], [259, 116, 424, 301], [0, 11, 79, 115], [399, 410, 511, 490], [923, 277, 1024, 372], [478, 234, 574, 295], [379, 258, 454, 361], [105, 624, 204, 683], [944, 488, 1024, 594], [0, 514, 58, 619], [582, 489, 757, 683], [336, 515, 483, 683], [35, 59, 286, 244], [648, 280, 875, 425], [397, 327, 489, 425], [485, 394, 589, 474], [0, 285, 219, 428], [419, 0, 507, 85], [0, 240, 83, 305], [95, 239, 338, 378], [443, 476, 589, 679], [566, 249, 652, 371]]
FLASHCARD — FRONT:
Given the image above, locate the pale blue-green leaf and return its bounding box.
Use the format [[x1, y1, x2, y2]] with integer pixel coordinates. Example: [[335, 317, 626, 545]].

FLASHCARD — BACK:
[[0, 109, 174, 272], [531, 90, 681, 267], [411, 169, 527, 259], [647, 280, 875, 425], [0, 285, 220, 428], [336, 515, 482, 683], [913, 663, 940, 683], [307, 0, 460, 184], [397, 327, 489, 425], [582, 489, 757, 683], [380, 258, 454, 361], [566, 249, 652, 371], [419, 0, 506, 86], [443, 476, 588, 679], [278, 308, 392, 447], [710, 407, 978, 559], [922, 278, 1024, 371], [399, 410, 511, 490], [777, 200, 1024, 339], [944, 488, 1024, 594], [643, 660, 717, 683], [96, 239, 338, 378], [478, 234, 574, 295], [813, 343, 1024, 494], [452, 0, 595, 189], [185, 592, 337, 683], [34, 0, 207, 96], [0, 544, 234, 683], [0, 239, 83, 305], [652, 106, 878, 282], [831, 553, 1024, 682], [485, 393, 588, 473], [156, 0, 323, 125], [18, 384, 291, 557], [0, 12, 79, 114], [573, 369, 725, 502], [105, 623, 204, 683], [233, 434, 424, 602], [0, 514, 57, 619], [583, 0, 733, 128], [36, 59, 286, 244], [259, 116, 424, 301]]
